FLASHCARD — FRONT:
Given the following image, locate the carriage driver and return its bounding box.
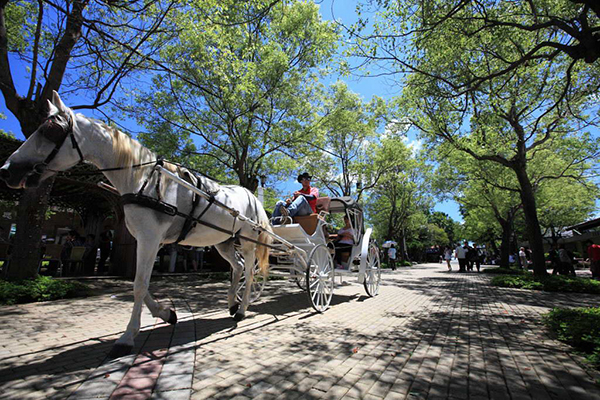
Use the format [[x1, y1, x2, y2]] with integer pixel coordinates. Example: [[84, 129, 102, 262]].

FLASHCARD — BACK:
[[272, 172, 319, 223]]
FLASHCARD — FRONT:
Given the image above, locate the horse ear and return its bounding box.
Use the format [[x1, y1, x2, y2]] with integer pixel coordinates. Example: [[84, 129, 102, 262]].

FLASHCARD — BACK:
[[46, 99, 59, 116], [51, 90, 68, 114]]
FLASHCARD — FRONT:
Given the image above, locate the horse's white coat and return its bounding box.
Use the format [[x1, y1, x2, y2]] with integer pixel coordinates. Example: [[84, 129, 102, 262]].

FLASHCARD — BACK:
[[1, 92, 272, 352]]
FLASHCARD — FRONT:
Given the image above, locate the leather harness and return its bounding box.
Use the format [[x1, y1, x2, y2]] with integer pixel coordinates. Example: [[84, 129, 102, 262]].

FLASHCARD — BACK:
[[40, 116, 275, 249]]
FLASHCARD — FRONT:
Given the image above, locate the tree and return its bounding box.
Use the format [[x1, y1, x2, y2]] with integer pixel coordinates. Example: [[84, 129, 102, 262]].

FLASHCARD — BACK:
[[368, 137, 434, 261], [536, 176, 598, 245], [435, 137, 598, 268], [348, 1, 600, 275], [301, 81, 387, 201], [432, 145, 524, 266], [428, 211, 460, 246], [348, 1, 600, 94], [134, 0, 339, 190], [460, 178, 522, 268], [0, 0, 179, 279]]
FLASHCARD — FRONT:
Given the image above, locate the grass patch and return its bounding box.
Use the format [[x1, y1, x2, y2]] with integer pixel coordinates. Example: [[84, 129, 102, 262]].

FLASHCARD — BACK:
[[543, 307, 600, 370], [490, 274, 600, 294], [483, 267, 528, 275], [0, 276, 90, 305]]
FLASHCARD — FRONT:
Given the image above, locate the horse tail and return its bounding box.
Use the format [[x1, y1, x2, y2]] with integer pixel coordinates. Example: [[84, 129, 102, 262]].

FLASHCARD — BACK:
[[256, 206, 272, 278]]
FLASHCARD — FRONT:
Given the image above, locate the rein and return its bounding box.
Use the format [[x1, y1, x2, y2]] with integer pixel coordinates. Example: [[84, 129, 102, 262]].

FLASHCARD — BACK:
[[58, 160, 159, 175]]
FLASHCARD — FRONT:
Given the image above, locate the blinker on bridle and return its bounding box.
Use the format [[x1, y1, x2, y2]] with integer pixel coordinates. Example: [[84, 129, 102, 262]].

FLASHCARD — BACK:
[[31, 111, 84, 176]]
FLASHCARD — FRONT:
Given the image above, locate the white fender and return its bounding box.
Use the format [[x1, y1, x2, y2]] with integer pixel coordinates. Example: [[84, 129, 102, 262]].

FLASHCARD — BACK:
[[358, 228, 373, 284]]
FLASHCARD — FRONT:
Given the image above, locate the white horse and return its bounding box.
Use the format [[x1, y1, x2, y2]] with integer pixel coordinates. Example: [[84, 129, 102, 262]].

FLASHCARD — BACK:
[[0, 91, 272, 357]]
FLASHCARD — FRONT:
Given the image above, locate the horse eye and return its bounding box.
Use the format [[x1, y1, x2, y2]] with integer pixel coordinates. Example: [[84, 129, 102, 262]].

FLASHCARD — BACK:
[[42, 121, 66, 144]]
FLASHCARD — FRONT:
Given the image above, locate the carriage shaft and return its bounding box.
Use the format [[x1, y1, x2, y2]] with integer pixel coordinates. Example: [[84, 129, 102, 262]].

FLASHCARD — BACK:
[[155, 165, 298, 251]]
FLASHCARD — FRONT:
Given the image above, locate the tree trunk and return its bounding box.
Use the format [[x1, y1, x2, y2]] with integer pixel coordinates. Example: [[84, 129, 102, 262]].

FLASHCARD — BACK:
[[499, 220, 511, 268], [514, 167, 547, 276], [7, 178, 54, 280]]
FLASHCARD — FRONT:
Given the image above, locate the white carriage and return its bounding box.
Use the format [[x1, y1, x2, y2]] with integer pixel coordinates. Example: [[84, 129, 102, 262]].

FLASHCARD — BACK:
[[236, 196, 382, 312]]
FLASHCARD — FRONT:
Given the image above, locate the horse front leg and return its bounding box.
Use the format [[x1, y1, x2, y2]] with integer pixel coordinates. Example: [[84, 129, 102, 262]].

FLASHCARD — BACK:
[[144, 292, 178, 324], [110, 236, 163, 358]]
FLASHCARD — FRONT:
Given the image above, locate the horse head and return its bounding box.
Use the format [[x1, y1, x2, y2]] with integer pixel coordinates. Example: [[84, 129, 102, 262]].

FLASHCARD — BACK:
[[0, 91, 84, 189]]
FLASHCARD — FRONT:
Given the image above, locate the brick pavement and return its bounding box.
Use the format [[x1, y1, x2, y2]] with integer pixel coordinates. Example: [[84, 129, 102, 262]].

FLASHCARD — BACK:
[[0, 264, 599, 399]]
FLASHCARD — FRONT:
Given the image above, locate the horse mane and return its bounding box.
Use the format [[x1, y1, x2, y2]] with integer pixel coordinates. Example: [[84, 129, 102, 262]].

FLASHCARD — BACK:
[[100, 122, 222, 195], [103, 123, 177, 177]]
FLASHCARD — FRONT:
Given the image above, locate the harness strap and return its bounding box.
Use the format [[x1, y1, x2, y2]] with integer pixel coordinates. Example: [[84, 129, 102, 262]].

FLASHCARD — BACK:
[[69, 131, 84, 163], [138, 158, 164, 196], [121, 193, 280, 251], [121, 193, 177, 216], [174, 179, 204, 244]]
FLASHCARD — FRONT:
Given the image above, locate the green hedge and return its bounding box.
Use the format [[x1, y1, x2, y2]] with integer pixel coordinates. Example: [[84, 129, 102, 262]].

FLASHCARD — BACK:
[[490, 274, 600, 294], [543, 307, 600, 369], [0, 276, 90, 305]]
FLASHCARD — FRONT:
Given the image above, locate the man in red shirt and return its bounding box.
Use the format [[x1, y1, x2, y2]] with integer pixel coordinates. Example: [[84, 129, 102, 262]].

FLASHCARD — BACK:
[[272, 172, 318, 223], [587, 240, 600, 280]]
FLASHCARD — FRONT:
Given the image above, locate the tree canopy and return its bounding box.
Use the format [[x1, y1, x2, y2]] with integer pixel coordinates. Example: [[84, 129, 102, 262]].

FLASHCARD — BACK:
[[133, 0, 338, 189]]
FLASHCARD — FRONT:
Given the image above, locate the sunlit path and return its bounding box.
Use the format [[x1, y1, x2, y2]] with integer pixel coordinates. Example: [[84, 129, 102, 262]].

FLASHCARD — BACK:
[[0, 264, 598, 399]]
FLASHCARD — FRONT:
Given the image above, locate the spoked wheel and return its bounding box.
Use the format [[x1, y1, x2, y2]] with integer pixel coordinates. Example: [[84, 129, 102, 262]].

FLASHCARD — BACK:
[[306, 244, 335, 312], [285, 253, 305, 290], [363, 241, 381, 297], [235, 256, 266, 304], [291, 268, 306, 290]]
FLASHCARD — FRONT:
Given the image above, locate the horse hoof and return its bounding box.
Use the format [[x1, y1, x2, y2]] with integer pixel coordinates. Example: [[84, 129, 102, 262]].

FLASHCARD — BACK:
[[233, 312, 245, 322], [108, 344, 133, 359], [167, 309, 178, 325], [229, 304, 239, 316]]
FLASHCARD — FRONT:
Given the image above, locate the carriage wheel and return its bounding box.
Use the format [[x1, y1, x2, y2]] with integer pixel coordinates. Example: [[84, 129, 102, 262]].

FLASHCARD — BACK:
[[306, 244, 335, 313], [235, 257, 266, 304], [291, 268, 306, 291], [363, 241, 381, 297]]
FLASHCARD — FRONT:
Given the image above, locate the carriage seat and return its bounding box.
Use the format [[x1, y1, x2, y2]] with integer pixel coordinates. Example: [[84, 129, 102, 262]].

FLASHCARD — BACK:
[[292, 197, 331, 235], [315, 197, 331, 213]]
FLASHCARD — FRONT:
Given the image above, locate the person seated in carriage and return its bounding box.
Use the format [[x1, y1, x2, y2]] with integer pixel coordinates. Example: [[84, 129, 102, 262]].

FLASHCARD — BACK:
[[272, 172, 319, 224], [334, 215, 355, 269]]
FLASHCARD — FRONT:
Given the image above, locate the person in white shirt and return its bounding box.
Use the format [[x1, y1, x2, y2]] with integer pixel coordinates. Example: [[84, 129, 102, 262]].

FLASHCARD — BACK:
[[455, 242, 468, 272], [518, 247, 528, 270], [388, 244, 397, 270], [444, 246, 453, 271]]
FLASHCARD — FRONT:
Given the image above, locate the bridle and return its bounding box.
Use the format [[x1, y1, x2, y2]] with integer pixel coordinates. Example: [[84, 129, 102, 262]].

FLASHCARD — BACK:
[[31, 111, 84, 176]]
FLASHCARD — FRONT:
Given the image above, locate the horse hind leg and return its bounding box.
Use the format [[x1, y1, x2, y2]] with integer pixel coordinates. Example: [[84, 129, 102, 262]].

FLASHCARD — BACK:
[[109, 235, 164, 359], [234, 242, 257, 322], [214, 240, 243, 318]]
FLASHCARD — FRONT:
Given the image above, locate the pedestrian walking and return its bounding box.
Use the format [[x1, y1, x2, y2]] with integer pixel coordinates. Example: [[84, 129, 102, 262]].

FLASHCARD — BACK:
[[471, 243, 481, 272], [455, 242, 468, 272], [586, 240, 600, 280], [558, 244, 576, 276], [388, 244, 397, 271], [518, 247, 528, 270], [444, 246, 453, 271]]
